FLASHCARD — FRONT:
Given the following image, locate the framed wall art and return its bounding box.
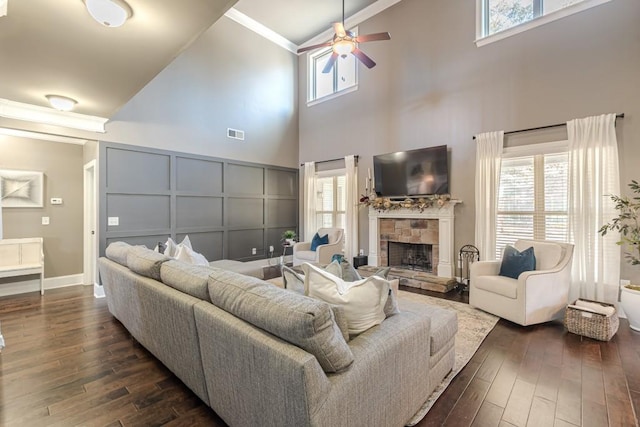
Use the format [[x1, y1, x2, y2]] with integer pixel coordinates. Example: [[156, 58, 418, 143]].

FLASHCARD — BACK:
[[0, 169, 44, 208]]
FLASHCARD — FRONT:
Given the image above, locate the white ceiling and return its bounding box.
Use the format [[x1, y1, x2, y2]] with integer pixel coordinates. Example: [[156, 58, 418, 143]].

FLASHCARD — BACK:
[[0, 0, 395, 120]]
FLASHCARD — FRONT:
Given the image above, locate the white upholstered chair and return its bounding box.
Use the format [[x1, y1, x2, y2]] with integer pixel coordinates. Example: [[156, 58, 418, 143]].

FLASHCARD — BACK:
[[292, 228, 344, 266], [469, 239, 574, 326]]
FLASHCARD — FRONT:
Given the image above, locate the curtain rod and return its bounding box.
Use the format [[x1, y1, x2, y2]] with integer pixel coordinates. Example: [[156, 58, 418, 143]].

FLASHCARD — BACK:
[[472, 113, 625, 140], [300, 155, 359, 167]]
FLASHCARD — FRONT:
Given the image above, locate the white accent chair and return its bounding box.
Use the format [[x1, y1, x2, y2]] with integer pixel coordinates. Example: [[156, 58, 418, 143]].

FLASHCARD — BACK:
[[292, 228, 344, 266], [469, 239, 574, 326]]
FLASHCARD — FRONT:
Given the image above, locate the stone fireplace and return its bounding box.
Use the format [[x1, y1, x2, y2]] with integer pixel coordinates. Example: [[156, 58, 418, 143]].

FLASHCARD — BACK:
[[368, 201, 460, 278]]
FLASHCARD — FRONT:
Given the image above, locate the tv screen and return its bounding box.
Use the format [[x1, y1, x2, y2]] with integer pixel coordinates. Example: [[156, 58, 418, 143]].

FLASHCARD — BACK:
[[374, 145, 449, 197]]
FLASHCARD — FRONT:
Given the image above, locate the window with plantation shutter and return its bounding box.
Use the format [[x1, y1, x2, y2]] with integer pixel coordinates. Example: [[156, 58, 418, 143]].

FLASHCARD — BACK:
[[315, 173, 346, 229], [496, 148, 568, 259]]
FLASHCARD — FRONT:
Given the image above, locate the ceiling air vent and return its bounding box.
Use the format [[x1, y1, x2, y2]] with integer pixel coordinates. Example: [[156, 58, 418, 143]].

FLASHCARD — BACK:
[[227, 128, 245, 141]]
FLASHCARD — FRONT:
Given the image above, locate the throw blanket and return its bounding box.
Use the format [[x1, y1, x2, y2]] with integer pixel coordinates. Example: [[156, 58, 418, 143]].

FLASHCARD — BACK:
[[570, 299, 616, 316]]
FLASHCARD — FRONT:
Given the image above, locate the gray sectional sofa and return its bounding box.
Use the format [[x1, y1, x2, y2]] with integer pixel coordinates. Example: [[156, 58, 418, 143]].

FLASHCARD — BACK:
[[98, 242, 457, 427]]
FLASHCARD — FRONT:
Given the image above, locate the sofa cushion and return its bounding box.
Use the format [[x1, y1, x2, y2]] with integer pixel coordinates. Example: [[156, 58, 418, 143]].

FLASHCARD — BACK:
[[499, 245, 536, 279], [126, 246, 171, 281], [475, 275, 518, 299], [160, 260, 211, 300], [105, 241, 132, 266], [175, 244, 209, 266], [207, 268, 354, 373], [303, 263, 390, 335]]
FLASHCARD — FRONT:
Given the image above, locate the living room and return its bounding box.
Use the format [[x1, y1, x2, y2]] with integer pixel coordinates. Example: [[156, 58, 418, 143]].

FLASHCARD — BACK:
[[1, 0, 639, 426]]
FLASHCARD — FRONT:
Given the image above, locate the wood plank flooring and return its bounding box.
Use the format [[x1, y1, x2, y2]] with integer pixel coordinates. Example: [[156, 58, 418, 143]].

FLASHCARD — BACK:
[[0, 285, 638, 426]]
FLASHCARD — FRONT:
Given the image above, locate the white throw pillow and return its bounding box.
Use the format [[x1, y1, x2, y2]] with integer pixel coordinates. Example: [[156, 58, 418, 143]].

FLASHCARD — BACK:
[[164, 238, 178, 257], [175, 244, 209, 266], [302, 263, 390, 335]]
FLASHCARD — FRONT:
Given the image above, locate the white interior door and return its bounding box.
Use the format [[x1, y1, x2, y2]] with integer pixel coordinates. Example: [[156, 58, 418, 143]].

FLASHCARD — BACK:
[[83, 160, 97, 286]]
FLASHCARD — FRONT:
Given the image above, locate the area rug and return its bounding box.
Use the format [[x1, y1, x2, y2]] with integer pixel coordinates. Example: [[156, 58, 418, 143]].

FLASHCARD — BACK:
[[397, 291, 499, 426]]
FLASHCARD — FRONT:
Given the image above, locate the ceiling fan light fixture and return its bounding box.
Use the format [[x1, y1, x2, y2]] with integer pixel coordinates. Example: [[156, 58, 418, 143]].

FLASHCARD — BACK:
[[333, 39, 355, 56], [46, 95, 78, 112], [85, 0, 132, 28]]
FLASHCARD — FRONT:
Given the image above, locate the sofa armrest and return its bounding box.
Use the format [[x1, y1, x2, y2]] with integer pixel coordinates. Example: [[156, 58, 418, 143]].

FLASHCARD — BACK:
[[194, 302, 332, 427], [293, 241, 311, 253], [316, 241, 343, 264], [312, 306, 434, 427]]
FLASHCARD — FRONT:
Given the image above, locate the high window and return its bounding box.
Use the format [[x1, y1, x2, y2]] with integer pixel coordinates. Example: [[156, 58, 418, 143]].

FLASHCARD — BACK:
[[307, 29, 358, 104], [476, 0, 611, 45], [496, 143, 569, 259], [315, 172, 346, 229]]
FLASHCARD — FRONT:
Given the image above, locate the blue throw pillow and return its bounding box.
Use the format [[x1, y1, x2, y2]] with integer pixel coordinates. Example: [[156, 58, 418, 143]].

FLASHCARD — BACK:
[[499, 245, 536, 279], [310, 233, 329, 251]]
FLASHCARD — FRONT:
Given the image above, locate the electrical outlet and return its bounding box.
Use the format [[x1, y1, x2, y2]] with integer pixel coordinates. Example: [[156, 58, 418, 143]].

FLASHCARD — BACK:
[[252, 248, 256, 255], [269, 245, 274, 252], [108, 217, 119, 226], [42, 216, 50, 225]]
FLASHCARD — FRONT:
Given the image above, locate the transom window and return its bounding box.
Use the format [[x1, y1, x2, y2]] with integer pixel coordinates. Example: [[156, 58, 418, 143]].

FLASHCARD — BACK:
[[496, 146, 569, 259], [476, 0, 612, 45], [307, 29, 358, 105]]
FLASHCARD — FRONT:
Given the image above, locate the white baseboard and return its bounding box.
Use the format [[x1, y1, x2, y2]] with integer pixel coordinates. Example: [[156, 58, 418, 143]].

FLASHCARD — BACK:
[[94, 283, 105, 298], [0, 274, 86, 297]]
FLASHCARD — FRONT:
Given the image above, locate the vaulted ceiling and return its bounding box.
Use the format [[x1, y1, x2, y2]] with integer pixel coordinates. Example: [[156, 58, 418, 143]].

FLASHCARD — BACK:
[[0, 0, 391, 119]]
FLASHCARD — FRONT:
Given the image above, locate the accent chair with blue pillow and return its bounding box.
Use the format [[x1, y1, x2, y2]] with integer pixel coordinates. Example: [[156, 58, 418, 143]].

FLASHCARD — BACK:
[[292, 228, 344, 266], [469, 239, 574, 326]]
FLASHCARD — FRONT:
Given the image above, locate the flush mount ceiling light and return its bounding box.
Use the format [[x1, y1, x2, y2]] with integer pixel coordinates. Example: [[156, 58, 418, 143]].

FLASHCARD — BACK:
[[85, 0, 132, 28], [45, 95, 78, 112]]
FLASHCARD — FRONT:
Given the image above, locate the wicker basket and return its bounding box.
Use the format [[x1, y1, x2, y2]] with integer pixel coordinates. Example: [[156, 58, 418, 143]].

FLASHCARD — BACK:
[[564, 299, 619, 341]]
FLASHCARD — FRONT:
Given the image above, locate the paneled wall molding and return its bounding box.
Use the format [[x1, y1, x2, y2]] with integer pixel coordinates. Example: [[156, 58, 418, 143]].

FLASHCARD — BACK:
[[99, 142, 299, 262]]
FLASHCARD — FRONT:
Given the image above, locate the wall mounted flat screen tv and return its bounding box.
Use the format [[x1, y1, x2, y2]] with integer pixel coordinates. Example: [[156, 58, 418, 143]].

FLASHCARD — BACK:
[[374, 145, 449, 197]]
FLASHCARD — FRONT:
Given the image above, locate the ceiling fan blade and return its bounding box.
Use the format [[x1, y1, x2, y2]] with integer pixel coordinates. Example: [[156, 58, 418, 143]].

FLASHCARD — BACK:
[[297, 41, 332, 53], [355, 32, 391, 43], [322, 52, 339, 74], [352, 48, 376, 69], [333, 22, 346, 38]]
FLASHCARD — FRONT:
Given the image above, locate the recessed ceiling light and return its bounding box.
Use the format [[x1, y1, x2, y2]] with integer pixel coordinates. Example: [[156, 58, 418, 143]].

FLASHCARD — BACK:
[[45, 95, 78, 112], [85, 0, 132, 28]]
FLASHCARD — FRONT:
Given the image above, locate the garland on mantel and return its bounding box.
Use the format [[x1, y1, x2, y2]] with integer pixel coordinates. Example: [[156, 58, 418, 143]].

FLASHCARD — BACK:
[[359, 194, 452, 212]]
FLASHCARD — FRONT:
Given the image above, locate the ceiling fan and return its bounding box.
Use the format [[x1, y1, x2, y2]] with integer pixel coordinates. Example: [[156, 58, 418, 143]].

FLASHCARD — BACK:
[[297, 0, 391, 74]]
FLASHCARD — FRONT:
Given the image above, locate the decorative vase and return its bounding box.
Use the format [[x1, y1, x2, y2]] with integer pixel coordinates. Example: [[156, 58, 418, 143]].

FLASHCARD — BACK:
[[620, 284, 640, 331], [285, 238, 295, 246]]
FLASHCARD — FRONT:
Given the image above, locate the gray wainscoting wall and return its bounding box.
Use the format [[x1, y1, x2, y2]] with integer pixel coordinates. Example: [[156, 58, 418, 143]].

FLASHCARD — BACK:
[[99, 142, 298, 262]]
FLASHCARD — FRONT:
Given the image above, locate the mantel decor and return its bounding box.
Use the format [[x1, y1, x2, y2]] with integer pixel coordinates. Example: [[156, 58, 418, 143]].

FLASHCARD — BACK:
[[359, 194, 452, 212]]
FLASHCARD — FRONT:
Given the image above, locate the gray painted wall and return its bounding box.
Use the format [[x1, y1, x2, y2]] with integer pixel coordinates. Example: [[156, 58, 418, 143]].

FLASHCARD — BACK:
[[298, 0, 640, 280], [99, 142, 298, 262], [0, 135, 83, 277], [104, 16, 299, 169]]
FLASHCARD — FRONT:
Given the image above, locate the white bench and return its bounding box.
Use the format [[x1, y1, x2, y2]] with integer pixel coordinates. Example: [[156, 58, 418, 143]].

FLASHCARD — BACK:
[[0, 238, 45, 295]]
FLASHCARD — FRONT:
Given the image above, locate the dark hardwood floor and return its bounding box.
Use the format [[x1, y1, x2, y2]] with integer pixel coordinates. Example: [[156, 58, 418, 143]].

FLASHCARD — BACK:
[[0, 285, 638, 426]]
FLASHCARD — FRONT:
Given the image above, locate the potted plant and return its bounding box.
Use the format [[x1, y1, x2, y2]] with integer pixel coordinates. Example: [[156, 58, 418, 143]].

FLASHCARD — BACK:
[[282, 230, 297, 246], [600, 180, 640, 331]]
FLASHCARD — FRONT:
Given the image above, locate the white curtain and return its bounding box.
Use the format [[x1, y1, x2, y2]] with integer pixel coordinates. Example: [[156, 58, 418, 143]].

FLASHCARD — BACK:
[[568, 113, 620, 302], [344, 155, 358, 261], [303, 162, 317, 242], [474, 131, 504, 261]]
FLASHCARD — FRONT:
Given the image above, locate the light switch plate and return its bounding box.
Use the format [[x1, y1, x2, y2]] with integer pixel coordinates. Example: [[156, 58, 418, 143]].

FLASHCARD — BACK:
[[108, 217, 119, 226], [42, 216, 50, 225]]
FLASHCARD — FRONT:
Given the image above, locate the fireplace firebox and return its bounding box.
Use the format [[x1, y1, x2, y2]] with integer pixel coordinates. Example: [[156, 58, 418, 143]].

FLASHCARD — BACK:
[[388, 242, 433, 272]]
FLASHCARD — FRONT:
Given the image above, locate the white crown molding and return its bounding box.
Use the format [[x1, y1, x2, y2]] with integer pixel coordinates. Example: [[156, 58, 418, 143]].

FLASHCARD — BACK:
[[224, 8, 298, 54], [0, 127, 89, 145], [299, 0, 403, 53], [0, 98, 108, 133]]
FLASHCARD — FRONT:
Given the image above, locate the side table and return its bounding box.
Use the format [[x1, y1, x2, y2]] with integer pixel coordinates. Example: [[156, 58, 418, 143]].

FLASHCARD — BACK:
[[353, 255, 368, 268]]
